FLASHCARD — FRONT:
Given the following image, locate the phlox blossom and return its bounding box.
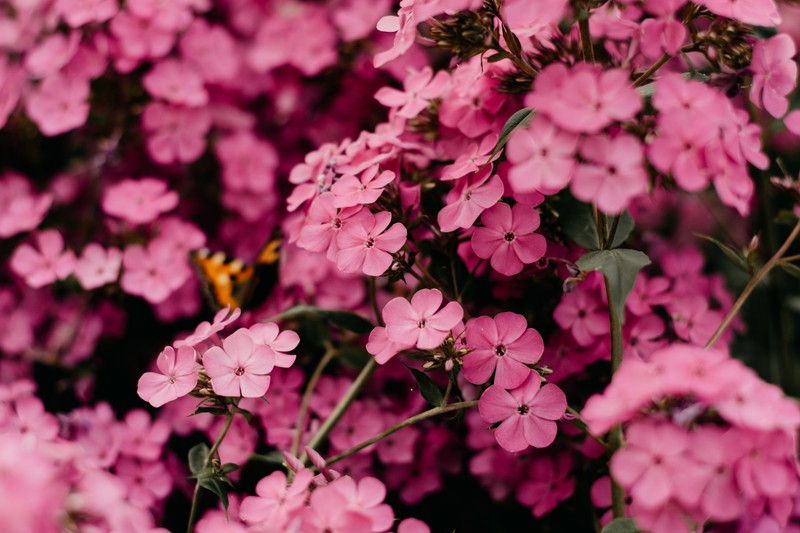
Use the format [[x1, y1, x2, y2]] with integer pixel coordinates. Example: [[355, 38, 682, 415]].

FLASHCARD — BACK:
[[0, 172, 52, 238], [121, 237, 192, 304], [331, 166, 396, 208], [74, 243, 122, 290], [505, 115, 578, 195], [366, 326, 414, 365], [471, 202, 547, 276], [137, 345, 198, 408], [142, 59, 208, 106], [240, 470, 314, 528], [203, 329, 276, 398], [142, 102, 212, 164], [437, 169, 504, 233], [694, 0, 780, 26], [174, 306, 241, 348], [10, 229, 76, 288], [25, 73, 90, 136], [335, 210, 407, 276], [478, 374, 567, 452], [244, 322, 300, 368], [102, 178, 179, 225], [374, 66, 450, 118], [750, 34, 797, 118], [382, 289, 464, 350], [463, 312, 544, 389]]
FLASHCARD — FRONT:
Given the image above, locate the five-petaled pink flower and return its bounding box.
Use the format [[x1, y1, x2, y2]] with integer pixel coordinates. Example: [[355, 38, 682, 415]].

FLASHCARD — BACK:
[[478, 374, 567, 452], [382, 289, 464, 350], [245, 322, 301, 368], [506, 115, 578, 195], [74, 243, 122, 290], [102, 178, 180, 225], [10, 229, 76, 288], [750, 33, 797, 118], [331, 166, 396, 208], [438, 168, 504, 233], [471, 202, 547, 276], [463, 312, 544, 389], [137, 345, 199, 407], [374, 66, 450, 118], [203, 329, 276, 398], [335, 210, 407, 276]]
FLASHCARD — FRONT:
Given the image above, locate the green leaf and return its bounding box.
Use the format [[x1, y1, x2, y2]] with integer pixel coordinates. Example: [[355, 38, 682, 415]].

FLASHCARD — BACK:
[[601, 517, 640, 533], [608, 211, 635, 249], [486, 51, 510, 63], [221, 463, 239, 475], [249, 449, 285, 465], [270, 305, 374, 334], [199, 477, 230, 514], [487, 107, 534, 160], [576, 249, 651, 322], [695, 234, 751, 274], [405, 365, 444, 407], [191, 406, 228, 417], [188, 443, 210, 476], [557, 195, 600, 250], [780, 261, 800, 278], [338, 345, 372, 369]]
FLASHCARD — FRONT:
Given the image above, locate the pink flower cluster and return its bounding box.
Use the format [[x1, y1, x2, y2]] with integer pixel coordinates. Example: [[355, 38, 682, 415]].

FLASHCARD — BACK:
[[583, 344, 800, 532]]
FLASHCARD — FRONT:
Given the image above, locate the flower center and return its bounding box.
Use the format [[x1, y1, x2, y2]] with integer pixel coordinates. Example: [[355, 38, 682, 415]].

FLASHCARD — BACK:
[[332, 217, 342, 230], [517, 404, 529, 415], [364, 237, 375, 248], [494, 344, 507, 357], [417, 318, 427, 329], [235, 366, 245, 376], [463, 189, 473, 201], [504, 232, 516, 242]]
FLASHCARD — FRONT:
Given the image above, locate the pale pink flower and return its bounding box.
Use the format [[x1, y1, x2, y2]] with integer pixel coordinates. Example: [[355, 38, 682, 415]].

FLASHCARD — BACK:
[[374, 7, 417, 68], [478, 374, 567, 452], [553, 289, 610, 346], [572, 133, 648, 215], [331, 166, 396, 208], [203, 329, 276, 398], [142, 59, 208, 107], [374, 66, 449, 118], [506, 115, 578, 195], [329, 476, 394, 533], [244, 323, 300, 368], [10, 230, 76, 288], [57, 0, 119, 27], [137, 345, 198, 408], [118, 409, 171, 461], [175, 306, 241, 348], [438, 169, 504, 233], [24, 32, 81, 79], [142, 102, 212, 164], [786, 110, 800, 135], [302, 481, 374, 533], [116, 458, 173, 509], [121, 238, 192, 304], [25, 73, 90, 136], [298, 193, 368, 260], [0, 172, 52, 238], [366, 326, 414, 364], [471, 202, 547, 276], [102, 178, 179, 225], [397, 518, 431, 533], [180, 20, 241, 83], [240, 470, 313, 528], [127, 0, 193, 31], [750, 33, 797, 118], [383, 289, 464, 350], [335, 210, 407, 276], [74, 243, 122, 290], [694, 0, 780, 26], [462, 312, 544, 389]]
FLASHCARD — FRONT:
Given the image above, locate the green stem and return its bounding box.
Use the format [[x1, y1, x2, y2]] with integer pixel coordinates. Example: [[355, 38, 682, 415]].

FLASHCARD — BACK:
[[368, 277, 384, 327], [609, 424, 626, 518], [578, 17, 595, 64], [566, 406, 609, 450], [187, 411, 235, 533], [290, 343, 337, 461], [632, 53, 671, 87], [324, 401, 478, 466], [300, 358, 379, 465], [705, 219, 800, 349]]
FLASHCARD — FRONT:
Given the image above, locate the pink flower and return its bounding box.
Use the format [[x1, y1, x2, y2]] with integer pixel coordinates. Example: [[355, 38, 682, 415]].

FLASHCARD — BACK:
[[74, 243, 122, 290], [142, 59, 208, 107], [298, 194, 368, 260], [240, 470, 313, 528], [374, 66, 450, 118], [142, 102, 212, 164], [610, 420, 689, 511], [329, 476, 394, 533], [462, 312, 544, 389], [302, 481, 374, 533], [505, 115, 578, 195], [517, 454, 575, 517], [335, 210, 407, 276], [366, 326, 414, 364], [119, 409, 171, 461], [102, 178, 179, 225], [437, 169, 504, 233], [331, 166, 396, 208], [203, 329, 276, 398], [471, 202, 547, 276], [180, 20, 241, 83], [553, 288, 610, 346], [526, 64, 642, 134], [373, 8, 417, 68], [244, 323, 300, 368], [382, 289, 464, 350], [478, 374, 567, 452], [0, 172, 52, 238], [121, 237, 192, 304], [750, 34, 797, 118], [694, 0, 780, 26], [572, 133, 648, 215], [137, 345, 199, 408], [10, 230, 76, 288], [25, 73, 90, 136], [175, 306, 241, 348], [440, 134, 500, 181]]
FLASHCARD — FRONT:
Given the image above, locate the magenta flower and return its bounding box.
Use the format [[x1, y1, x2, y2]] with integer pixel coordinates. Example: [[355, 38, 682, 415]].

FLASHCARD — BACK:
[[24, 73, 90, 136], [203, 329, 276, 398], [102, 178, 179, 225], [335, 210, 407, 276], [0, 172, 52, 239], [137, 345, 198, 408], [331, 166, 396, 208], [438, 169, 504, 233], [298, 193, 368, 260], [553, 288, 610, 346], [142, 102, 212, 164], [382, 289, 464, 350], [506, 115, 579, 195], [374, 66, 450, 118], [694, 0, 780, 27], [366, 326, 414, 365], [121, 237, 191, 304], [750, 33, 797, 118], [10, 229, 76, 289], [471, 202, 547, 276], [478, 374, 567, 452], [142, 58, 208, 107], [440, 134, 499, 181], [463, 312, 544, 389], [572, 133, 648, 215], [73, 243, 122, 290]]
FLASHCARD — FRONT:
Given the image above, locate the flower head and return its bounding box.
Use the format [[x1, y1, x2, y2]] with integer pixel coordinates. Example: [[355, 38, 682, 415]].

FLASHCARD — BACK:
[[382, 289, 464, 350], [203, 329, 276, 398], [137, 345, 198, 408]]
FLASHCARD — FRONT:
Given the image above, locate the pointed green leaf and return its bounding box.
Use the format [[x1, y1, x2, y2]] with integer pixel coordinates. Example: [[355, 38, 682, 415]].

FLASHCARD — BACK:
[[557, 195, 600, 250], [696, 234, 751, 274], [608, 211, 635, 249], [780, 261, 800, 278], [221, 463, 239, 475], [270, 306, 374, 334], [188, 443, 210, 476], [405, 365, 444, 407], [488, 107, 534, 160], [338, 345, 371, 369], [601, 517, 640, 533], [199, 477, 230, 514], [576, 249, 651, 322]]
